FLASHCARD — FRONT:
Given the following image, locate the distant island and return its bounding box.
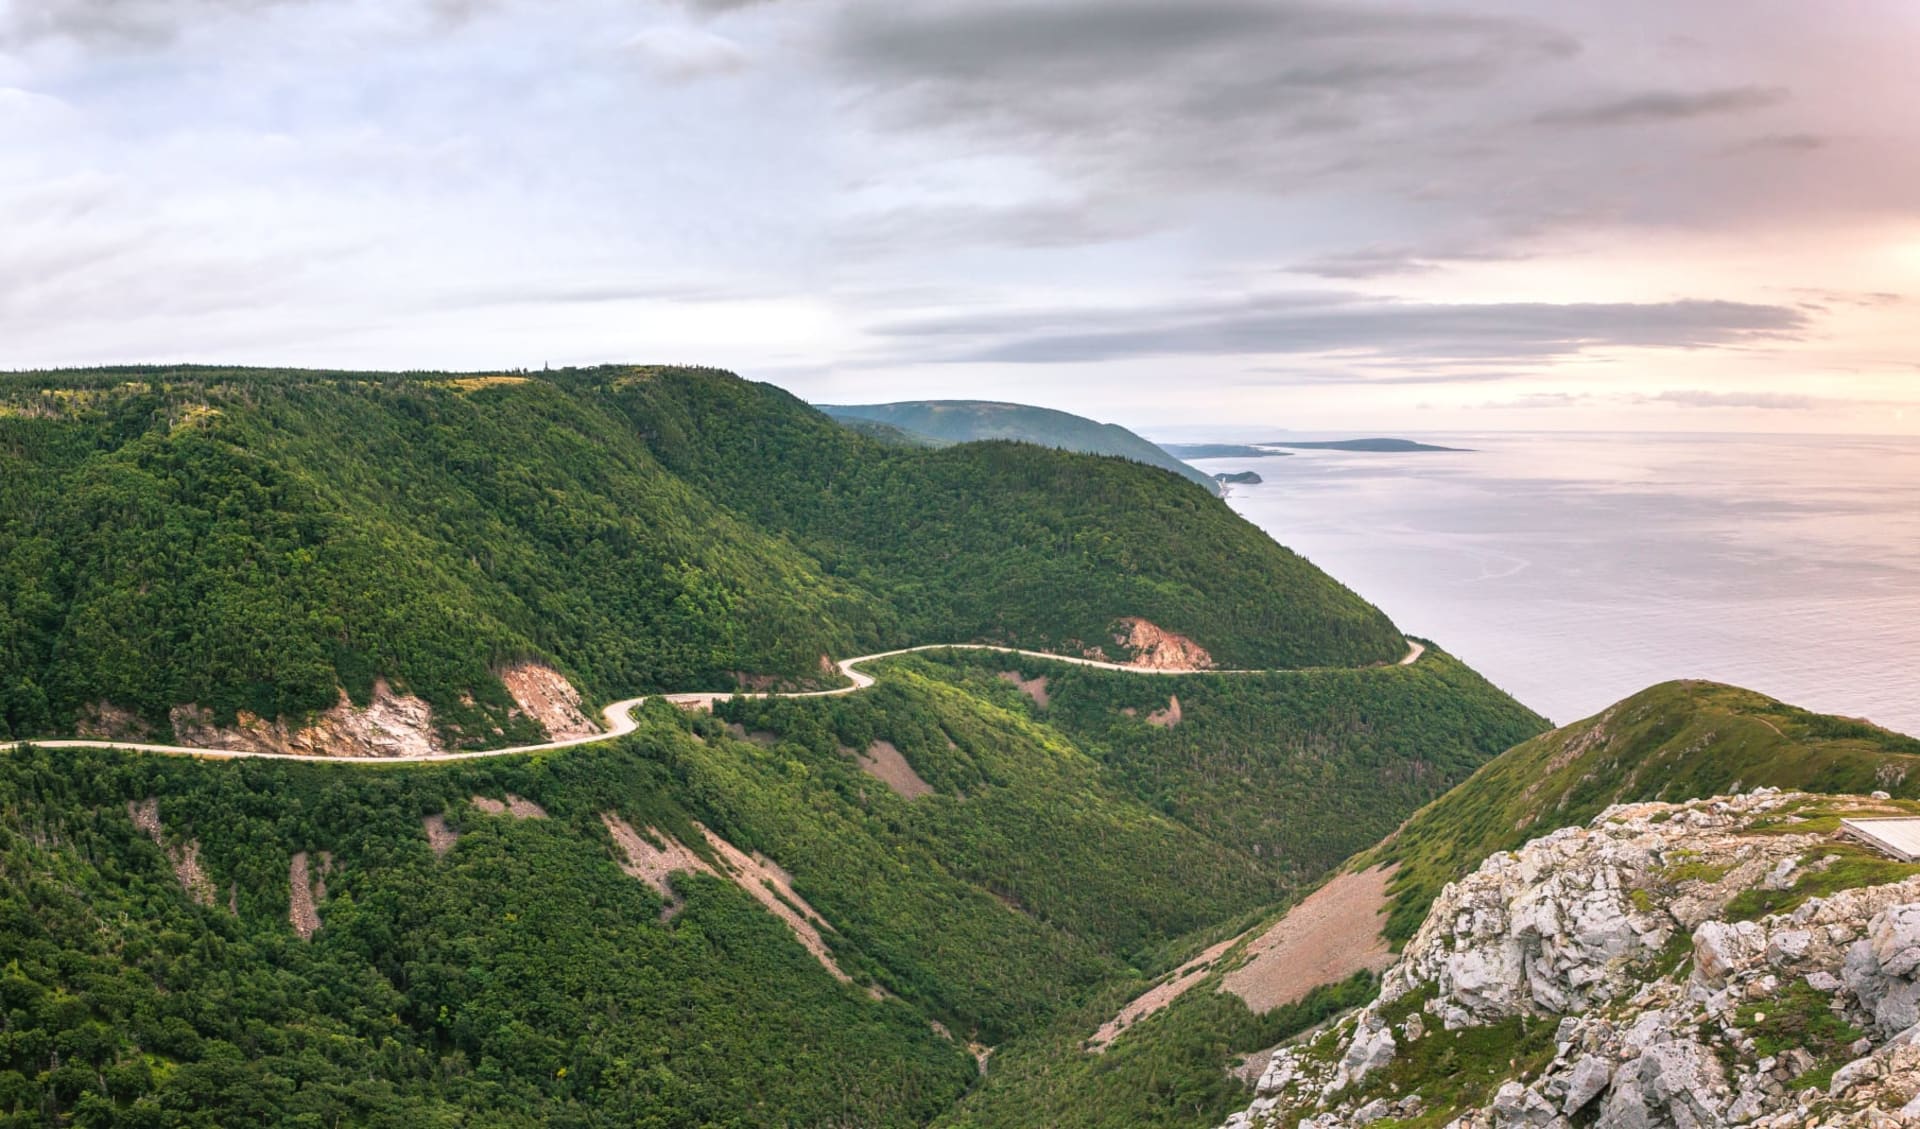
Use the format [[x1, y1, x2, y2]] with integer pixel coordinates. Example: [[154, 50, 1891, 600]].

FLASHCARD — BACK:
[[1167, 438, 1467, 456], [1162, 443, 1293, 459], [1213, 470, 1262, 485]]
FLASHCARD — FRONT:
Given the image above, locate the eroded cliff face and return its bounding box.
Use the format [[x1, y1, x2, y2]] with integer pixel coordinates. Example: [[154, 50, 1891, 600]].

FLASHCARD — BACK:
[[171, 679, 446, 758], [1223, 790, 1920, 1129], [498, 661, 598, 741], [1111, 618, 1215, 670]]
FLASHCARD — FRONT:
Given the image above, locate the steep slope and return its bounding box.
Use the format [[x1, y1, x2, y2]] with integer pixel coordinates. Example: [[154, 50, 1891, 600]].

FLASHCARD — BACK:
[[961, 682, 1919, 1129], [0, 365, 1405, 751], [0, 633, 1538, 1127], [604, 369, 1406, 671], [818, 399, 1223, 495], [1365, 678, 1920, 945]]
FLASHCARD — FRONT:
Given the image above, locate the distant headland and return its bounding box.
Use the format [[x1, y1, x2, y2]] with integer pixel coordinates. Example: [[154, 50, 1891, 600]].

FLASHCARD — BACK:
[[1166, 437, 1469, 457]]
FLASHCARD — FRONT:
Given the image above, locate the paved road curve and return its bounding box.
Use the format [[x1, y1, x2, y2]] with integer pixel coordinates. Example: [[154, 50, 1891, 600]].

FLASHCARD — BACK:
[[0, 639, 1426, 765]]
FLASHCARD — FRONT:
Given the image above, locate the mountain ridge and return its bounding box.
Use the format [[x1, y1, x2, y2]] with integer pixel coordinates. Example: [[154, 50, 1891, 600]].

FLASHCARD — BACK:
[[818, 399, 1223, 495]]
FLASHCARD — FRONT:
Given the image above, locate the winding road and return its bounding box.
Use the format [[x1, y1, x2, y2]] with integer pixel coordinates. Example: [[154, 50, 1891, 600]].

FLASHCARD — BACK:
[[0, 639, 1427, 765]]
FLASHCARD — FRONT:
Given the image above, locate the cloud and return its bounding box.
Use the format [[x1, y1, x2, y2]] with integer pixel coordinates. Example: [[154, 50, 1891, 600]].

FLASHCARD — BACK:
[[1534, 85, 1787, 127], [1, 0, 314, 47], [1475, 390, 1594, 409], [870, 293, 1808, 368], [623, 24, 751, 80], [1642, 389, 1817, 410], [832, 0, 1577, 193], [1728, 132, 1827, 154], [1288, 243, 1534, 279]]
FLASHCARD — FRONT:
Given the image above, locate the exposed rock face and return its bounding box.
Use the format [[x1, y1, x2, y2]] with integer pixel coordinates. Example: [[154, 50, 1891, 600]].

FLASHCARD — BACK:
[[470, 794, 547, 819], [845, 740, 934, 801], [171, 679, 445, 757], [1220, 790, 1920, 1129], [79, 701, 151, 740], [998, 671, 1051, 708], [498, 661, 598, 740], [601, 812, 871, 991], [1146, 695, 1183, 728], [288, 850, 331, 939], [422, 814, 458, 857], [602, 813, 715, 918], [1111, 618, 1215, 671], [127, 797, 219, 907]]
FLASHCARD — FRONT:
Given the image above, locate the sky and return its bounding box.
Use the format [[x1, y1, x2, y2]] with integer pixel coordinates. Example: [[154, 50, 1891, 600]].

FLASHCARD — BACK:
[[3, 0, 1918, 434]]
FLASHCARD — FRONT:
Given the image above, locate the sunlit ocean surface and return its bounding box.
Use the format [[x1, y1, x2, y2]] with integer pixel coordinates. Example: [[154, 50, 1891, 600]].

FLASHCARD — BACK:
[[1195, 432, 1920, 736]]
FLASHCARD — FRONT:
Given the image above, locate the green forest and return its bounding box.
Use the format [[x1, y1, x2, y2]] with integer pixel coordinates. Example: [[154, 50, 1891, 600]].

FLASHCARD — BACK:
[[0, 366, 1404, 746], [0, 643, 1539, 1127]]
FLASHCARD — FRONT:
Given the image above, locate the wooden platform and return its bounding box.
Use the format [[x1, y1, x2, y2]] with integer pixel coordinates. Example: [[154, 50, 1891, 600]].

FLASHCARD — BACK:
[[1839, 817, 1920, 862]]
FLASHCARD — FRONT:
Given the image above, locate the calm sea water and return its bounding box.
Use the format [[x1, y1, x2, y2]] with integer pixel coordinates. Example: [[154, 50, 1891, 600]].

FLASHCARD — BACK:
[[1193, 432, 1920, 736]]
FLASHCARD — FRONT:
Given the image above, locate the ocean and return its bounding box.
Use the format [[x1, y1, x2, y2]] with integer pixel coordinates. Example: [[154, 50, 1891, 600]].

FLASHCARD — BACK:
[[1192, 432, 1920, 736]]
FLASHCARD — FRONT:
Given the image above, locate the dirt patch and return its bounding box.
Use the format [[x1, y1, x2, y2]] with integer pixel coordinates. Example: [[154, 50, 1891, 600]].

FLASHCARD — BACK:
[[498, 661, 598, 741], [126, 798, 217, 907], [439, 375, 533, 393], [695, 823, 856, 985], [601, 813, 865, 987], [128, 797, 162, 839], [422, 814, 458, 857], [726, 722, 779, 747], [846, 740, 933, 800], [170, 841, 217, 907], [1111, 618, 1214, 671], [601, 813, 716, 917], [1145, 695, 1183, 728], [171, 678, 445, 758], [1218, 865, 1397, 1014], [1088, 935, 1238, 1051], [997, 671, 1050, 708], [470, 794, 547, 819], [79, 701, 151, 740], [288, 851, 321, 940]]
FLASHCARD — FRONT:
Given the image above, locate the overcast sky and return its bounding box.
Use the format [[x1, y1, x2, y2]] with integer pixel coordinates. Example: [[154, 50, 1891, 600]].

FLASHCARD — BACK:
[[4, 0, 1918, 434]]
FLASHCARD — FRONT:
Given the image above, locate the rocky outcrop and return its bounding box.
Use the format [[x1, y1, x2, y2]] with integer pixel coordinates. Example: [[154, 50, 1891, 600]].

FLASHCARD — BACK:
[[498, 661, 598, 741], [1221, 790, 1920, 1129], [1111, 618, 1215, 671], [171, 679, 445, 757]]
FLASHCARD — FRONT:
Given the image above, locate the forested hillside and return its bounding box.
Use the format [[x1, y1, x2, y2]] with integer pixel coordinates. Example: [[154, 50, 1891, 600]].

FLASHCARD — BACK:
[[0, 366, 1404, 748], [0, 644, 1539, 1127]]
